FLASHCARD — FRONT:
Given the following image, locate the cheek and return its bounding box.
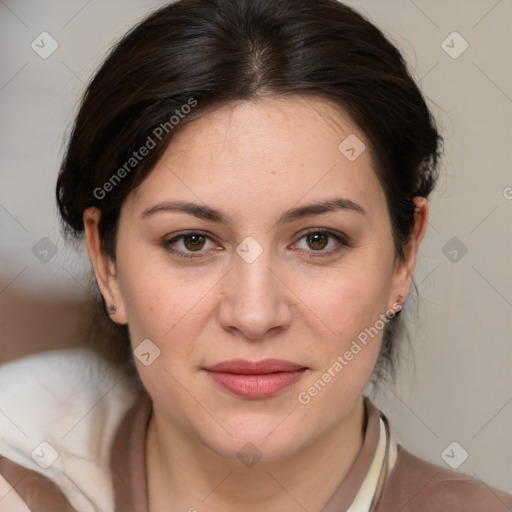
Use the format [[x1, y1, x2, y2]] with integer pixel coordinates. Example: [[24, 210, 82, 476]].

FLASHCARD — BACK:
[[117, 265, 210, 397], [296, 271, 390, 410], [115, 252, 204, 342], [295, 256, 395, 403], [304, 260, 394, 341]]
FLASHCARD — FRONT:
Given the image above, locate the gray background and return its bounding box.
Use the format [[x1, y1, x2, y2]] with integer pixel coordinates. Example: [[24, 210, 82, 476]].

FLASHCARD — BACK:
[[1, 0, 511, 494]]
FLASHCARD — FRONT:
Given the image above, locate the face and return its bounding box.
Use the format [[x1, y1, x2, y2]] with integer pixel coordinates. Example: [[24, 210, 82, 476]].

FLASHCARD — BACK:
[[86, 96, 422, 461]]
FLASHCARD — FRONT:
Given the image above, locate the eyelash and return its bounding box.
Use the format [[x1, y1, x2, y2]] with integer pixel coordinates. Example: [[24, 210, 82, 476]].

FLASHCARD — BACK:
[[163, 229, 349, 260]]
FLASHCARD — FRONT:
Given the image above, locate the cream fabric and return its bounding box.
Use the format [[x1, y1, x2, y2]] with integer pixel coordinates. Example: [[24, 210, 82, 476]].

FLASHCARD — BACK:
[[0, 349, 138, 512], [347, 417, 396, 512]]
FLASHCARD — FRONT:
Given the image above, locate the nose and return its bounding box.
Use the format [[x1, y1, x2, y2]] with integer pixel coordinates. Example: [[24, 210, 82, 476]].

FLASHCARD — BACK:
[[217, 249, 293, 341]]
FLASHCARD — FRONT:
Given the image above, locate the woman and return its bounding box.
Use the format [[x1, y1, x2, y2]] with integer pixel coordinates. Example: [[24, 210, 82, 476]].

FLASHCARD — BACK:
[[0, 0, 510, 510]]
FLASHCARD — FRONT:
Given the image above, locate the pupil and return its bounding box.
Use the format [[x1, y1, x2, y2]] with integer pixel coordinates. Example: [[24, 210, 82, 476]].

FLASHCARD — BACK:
[[308, 233, 327, 250]]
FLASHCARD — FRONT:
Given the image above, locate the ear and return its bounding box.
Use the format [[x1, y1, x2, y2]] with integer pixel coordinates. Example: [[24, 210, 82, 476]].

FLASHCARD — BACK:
[[388, 197, 429, 308], [83, 207, 128, 325]]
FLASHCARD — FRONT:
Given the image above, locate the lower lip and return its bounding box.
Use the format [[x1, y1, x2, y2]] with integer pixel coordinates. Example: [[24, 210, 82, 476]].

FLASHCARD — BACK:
[[205, 369, 306, 398]]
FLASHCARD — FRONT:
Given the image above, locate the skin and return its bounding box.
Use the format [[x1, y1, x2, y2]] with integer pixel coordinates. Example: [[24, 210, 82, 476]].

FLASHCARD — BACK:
[[84, 95, 428, 511]]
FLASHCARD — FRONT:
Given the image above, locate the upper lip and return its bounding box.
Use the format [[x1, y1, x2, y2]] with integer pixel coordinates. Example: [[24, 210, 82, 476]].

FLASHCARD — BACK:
[[204, 359, 306, 374]]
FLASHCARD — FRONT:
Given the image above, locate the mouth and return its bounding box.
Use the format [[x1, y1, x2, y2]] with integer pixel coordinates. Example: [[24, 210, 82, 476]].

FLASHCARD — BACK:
[[203, 359, 308, 399]]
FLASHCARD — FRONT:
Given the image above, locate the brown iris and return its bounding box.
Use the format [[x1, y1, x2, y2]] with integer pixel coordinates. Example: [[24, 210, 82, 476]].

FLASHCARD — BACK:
[[183, 234, 206, 251], [307, 232, 329, 250]]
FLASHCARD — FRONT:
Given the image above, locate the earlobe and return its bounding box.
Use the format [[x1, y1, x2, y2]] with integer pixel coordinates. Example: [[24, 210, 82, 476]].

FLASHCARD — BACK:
[[83, 208, 128, 324]]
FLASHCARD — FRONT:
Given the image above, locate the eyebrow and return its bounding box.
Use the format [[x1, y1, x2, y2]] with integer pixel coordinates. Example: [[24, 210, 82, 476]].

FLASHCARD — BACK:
[[141, 197, 365, 225]]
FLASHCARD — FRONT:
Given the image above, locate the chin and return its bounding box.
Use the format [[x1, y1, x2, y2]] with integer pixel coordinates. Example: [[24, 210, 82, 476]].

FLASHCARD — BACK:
[[191, 411, 317, 463]]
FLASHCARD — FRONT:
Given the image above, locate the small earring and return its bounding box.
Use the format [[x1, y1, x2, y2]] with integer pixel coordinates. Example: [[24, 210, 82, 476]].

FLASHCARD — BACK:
[[385, 298, 403, 319], [107, 305, 117, 316]]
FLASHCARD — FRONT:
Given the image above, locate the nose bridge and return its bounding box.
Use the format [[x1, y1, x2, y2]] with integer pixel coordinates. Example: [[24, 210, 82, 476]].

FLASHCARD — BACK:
[[233, 234, 276, 293], [235, 248, 274, 299]]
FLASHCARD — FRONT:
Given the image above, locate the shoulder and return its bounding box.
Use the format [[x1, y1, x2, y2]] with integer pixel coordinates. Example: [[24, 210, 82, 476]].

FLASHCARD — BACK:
[[379, 444, 512, 512], [0, 348, 140, 512]]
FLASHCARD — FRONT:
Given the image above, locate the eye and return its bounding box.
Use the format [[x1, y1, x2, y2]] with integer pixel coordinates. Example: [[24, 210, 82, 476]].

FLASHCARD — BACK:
[[163, 231, 219, 259], [163, 228, 348, 260], [292, 229, 348, 258]]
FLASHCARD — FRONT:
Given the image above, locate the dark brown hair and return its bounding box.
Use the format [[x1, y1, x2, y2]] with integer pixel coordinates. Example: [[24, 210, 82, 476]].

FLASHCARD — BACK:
[[56, 0, 442, 381]]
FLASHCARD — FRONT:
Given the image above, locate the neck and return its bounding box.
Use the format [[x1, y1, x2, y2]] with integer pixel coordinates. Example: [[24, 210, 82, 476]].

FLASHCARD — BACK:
[[146, 398, 366, 512]]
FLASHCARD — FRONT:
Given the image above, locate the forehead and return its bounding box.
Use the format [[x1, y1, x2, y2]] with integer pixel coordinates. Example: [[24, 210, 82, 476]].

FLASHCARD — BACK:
[[125, 95, 387, 222], [164, 96, 363, 166]]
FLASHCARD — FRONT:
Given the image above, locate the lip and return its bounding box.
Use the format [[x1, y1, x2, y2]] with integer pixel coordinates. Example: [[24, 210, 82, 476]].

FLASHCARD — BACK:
[[204, 359, 307, 399]]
